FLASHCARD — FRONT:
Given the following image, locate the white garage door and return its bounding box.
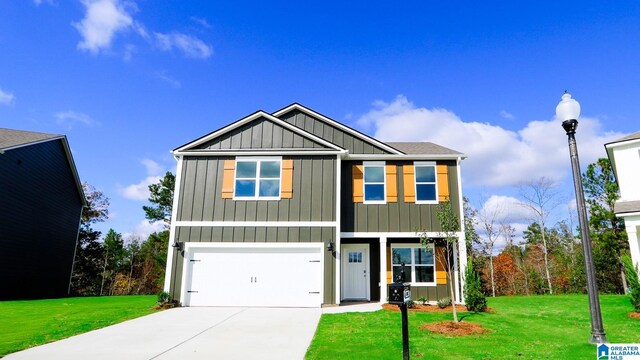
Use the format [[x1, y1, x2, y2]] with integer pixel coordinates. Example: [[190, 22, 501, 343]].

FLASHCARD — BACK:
[[183, 245, 322, 307]]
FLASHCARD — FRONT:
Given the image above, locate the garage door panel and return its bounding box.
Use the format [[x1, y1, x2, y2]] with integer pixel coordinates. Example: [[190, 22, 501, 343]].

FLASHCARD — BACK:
[[185, 246, 322, 307]]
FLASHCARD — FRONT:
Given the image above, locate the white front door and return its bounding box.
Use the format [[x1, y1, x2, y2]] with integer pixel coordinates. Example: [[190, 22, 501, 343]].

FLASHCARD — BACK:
[[341, 244, 369, 300]]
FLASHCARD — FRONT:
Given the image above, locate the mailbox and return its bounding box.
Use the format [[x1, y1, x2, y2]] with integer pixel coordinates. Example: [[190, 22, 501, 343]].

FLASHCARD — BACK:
[[388, 282, 411, 305]]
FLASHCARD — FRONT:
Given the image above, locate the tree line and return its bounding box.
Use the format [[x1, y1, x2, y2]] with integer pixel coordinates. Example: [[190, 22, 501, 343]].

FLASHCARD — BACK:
[[70, 173, 175, 296], [467, 158, 630, 297]]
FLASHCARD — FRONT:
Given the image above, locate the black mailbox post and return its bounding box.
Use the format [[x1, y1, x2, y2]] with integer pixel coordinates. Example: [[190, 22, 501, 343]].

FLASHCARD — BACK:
[[387, 265, 411, 360]]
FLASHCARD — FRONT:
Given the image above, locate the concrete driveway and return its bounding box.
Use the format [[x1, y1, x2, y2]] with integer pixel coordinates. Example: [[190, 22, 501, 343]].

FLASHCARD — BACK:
[[5, 307, 321, 360]]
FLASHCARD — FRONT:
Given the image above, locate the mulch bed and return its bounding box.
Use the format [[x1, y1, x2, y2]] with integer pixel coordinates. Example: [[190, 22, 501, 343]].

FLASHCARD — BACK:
[[629, 312, 640, 319], [420, 321, 489, 336]]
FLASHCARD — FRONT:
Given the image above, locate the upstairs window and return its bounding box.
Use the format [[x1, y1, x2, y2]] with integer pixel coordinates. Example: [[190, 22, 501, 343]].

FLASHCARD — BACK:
[[414, 162, 437, 203], [363, 161, 386, 203], [234, 158, 281, 199]]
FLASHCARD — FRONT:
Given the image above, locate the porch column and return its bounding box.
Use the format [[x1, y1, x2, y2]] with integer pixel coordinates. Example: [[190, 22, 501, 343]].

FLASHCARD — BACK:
[[625, 220, 640, 270], [380, 236, 387, 303]]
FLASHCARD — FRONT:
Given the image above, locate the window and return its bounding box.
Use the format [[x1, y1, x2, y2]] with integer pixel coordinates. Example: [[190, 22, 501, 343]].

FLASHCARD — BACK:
[[414, 162, 437, 203], [234, 158, 281, 199], [391, 244, 435, 284], [363, 161, 385, 203]]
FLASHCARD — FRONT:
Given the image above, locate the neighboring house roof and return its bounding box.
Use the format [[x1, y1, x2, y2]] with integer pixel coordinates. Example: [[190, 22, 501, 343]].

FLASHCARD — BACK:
[[0, 128, 62, 150], [0, 128, 87, 206], [609, 131, 640, 144], [385, 142, 464, 156], [605, 130, 640, 187], [615, 200, 640, 215]]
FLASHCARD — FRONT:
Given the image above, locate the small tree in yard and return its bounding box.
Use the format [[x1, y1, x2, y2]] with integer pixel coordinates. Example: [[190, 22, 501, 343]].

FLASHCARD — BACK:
[[622, 255, 640, 312], [419, 200, 461, 324], [464, 259, 487, 312]]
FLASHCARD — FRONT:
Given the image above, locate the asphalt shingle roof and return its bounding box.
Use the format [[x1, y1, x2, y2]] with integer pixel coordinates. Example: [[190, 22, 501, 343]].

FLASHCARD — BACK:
[[615, 200, 640, 214], [610, 131, 640, 144], [385, 141, 464, 156], [0, 128, 61, 150]]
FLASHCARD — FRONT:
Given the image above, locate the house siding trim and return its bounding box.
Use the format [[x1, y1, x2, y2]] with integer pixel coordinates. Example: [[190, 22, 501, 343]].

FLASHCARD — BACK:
[[174, 150, 345, 156], [164, 156, 185, 292], [174, 221, 338, 227], [174, 111, 346, 153], [335, 154, 342, 304]]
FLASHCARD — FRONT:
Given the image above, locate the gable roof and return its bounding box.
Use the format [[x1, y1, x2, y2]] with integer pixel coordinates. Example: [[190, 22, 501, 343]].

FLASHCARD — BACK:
[[173, 110, 346, 154], [605, 130, 640, 184], [609, 131, 640, 144], [272, 103, 403, 155], [386, 142, 464, 156], [0, 128, 63, 151], [0, 128, 87, 206]]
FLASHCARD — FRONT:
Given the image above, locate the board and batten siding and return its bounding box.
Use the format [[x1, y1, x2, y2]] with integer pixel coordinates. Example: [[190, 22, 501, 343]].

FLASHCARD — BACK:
[[278, 110, 391, 154], [0, 140, 83, 300], [194, 117, 330, 150], [176, 155, 336, 223], [341, 160, 460, 233]]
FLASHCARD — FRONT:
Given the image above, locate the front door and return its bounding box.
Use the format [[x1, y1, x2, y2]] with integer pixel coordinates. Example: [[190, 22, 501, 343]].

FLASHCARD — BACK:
[[341, 244, 370, 300]]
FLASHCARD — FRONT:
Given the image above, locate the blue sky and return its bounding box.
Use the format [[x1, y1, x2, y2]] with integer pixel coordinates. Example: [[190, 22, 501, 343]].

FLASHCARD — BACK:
[[1, 1, 639, 247]]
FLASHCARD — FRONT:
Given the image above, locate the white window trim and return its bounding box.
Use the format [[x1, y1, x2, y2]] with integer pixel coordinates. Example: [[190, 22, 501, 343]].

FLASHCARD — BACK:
[[362, 161, 386, 204], [233, 156, 282, 200], [414, 161, 439, 204], [390, 243, 436, 286]]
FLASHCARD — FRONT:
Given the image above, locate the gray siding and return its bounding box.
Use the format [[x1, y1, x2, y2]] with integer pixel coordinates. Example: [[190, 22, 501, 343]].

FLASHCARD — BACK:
[[176, 156, 336, 222], [341, 161, 461, 233], [169, 227, 336, 304], [0, 140, 83, 300], [195, 117, 330, 150], [278, 110, 391, 154]]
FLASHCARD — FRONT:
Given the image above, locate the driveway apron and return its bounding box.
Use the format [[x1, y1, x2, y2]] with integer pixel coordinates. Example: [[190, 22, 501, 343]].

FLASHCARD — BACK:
[[5, 307, 321, 360]]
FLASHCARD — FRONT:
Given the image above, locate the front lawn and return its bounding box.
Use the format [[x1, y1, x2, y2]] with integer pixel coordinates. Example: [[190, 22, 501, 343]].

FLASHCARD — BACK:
[[306, 294, 640, 359], [0, 295, 157, 356]]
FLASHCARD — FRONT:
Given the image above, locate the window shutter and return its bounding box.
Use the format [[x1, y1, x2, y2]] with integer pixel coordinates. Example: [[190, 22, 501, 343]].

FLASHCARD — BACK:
[[436, 246, 447, 285], [437, 164, 449, 201], [281, 159, 294, 199], [352, 164, 364, 203], [386, 246, 392, 284], [221, 159, 235, 199], [386, 165, 397, 202], [403, 165, 415, 203]]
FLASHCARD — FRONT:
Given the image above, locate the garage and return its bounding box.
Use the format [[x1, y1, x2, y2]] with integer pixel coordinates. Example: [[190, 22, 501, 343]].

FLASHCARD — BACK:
[[182, 243, 323, 307]]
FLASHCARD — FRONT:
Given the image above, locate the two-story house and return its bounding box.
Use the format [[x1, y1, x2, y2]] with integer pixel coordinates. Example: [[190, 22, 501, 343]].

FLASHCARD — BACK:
[[163, 104, 467, 307], [606, 131, 640, 270]]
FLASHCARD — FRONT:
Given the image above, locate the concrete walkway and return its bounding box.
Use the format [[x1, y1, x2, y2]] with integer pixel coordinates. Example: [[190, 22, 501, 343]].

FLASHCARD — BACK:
[[5, 307, 321, 360], [5, 302, 383, 360]]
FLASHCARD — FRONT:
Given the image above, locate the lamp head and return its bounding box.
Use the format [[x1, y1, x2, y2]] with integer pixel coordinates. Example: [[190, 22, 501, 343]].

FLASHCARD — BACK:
[[557, 91, 581, 135]]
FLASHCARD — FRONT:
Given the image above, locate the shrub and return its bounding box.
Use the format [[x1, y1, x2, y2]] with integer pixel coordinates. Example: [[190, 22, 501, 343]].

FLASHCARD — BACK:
[[437, 297, 451, 309], [622, 255, 640, 312], [465, 260, 487, 312], [417, 296, 428, 305], [406, 299, 416, 308], [157, 291, 172, 305]]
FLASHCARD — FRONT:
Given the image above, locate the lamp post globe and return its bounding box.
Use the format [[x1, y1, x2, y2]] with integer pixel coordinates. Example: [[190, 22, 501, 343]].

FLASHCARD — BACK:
[[557, 91, 607, 344]]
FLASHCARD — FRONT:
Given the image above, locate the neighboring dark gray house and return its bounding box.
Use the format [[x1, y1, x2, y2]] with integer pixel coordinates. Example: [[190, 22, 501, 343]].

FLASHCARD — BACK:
[[0, 128, 85, 300], [164, 104, 467, 307]]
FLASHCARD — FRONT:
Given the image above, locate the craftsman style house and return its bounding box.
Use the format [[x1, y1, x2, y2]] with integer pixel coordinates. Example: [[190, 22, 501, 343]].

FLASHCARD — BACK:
[[606, 131, 640, 270], [164, 104, 467, 307]]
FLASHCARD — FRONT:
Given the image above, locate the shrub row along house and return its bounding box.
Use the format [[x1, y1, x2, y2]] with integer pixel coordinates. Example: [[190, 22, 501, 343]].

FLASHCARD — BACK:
[[0, 128, 85, 300], [164, 104, 468, 307]]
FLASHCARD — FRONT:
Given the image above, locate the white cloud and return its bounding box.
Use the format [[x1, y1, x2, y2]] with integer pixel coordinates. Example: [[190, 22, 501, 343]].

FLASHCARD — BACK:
[[119, 158, 164, 200], [123, 219, 165, 240], [55, 110, 98, 128], [155, 71, 181, 88], [499, 110, 514, 119], [34, 0, 55, 5], [358, 95, 626, 188], [74, 0, 135, 54], [0, 88, 15, 105], [190, 16, 211, 29], [154, 32, 212, 59], [480, 195, 533, 224]]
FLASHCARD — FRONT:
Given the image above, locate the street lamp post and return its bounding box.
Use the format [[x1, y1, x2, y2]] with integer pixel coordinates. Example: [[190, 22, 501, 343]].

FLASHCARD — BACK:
[[556, 91, 607, 344]]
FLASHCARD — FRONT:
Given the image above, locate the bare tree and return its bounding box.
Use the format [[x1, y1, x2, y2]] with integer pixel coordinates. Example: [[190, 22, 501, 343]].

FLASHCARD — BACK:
[[519, 177, 562, 295], [477, 197, 505, 297]]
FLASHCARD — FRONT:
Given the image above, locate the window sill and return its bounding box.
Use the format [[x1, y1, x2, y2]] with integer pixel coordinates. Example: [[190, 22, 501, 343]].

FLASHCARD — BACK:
[[363, 200, 387, 205], [415, 200, 439, 204], [232, 197, 282, 201]]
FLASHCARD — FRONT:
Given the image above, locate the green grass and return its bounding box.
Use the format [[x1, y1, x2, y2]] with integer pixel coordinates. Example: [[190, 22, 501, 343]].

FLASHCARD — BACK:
[[0, 295, 157, 356], [306, 294, 640, 359]]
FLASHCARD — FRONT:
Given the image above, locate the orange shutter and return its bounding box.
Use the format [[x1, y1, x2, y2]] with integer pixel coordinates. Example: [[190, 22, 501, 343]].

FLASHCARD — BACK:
[[386, 246, 392, 284], [403, 165, 415, 203], [281, 159, 294, 199], [435, 246, 447, 285], [352, 164, 364, 203], [437, 164, 449, 202], [386, 164, 397, 202], [221, 159, 235, 199]]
